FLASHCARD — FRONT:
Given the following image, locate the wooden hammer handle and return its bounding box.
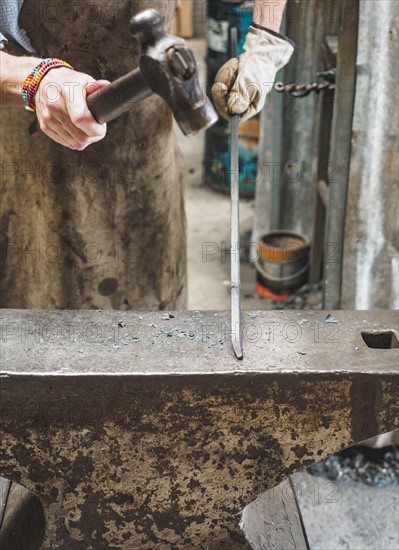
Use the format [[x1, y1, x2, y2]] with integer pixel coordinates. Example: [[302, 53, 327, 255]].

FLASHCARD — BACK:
[[86, 69, 152, 124]]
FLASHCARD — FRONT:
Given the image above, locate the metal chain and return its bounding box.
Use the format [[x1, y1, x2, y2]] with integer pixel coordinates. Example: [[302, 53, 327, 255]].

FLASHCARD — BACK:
[[275, 69, 336, 98]]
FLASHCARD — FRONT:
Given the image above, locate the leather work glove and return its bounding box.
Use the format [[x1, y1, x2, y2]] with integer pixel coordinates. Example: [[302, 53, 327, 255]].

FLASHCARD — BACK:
[[212, 23, 294, 122]]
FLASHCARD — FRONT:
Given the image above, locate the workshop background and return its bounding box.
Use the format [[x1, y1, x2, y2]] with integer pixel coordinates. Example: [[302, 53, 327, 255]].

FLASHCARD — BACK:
[[177, 0, 399, 548], [0, 0, 398, 548]]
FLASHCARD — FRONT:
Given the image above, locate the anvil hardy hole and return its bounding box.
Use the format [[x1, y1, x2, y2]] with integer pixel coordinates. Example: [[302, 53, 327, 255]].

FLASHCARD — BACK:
[[361, 329, 399, 349], [0, 477, 45, 550]]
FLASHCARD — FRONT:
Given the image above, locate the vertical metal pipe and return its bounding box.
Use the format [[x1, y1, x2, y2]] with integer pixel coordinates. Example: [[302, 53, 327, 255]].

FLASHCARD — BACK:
[[309, 86, 335, 284], [251, 15, 288, 262], [322, 0, 359, 309], [278, 0, 327, 237]]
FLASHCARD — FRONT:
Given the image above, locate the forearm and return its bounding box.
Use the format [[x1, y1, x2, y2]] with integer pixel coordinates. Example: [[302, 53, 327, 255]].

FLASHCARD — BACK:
[[0, 52, 43, 106], [0, 51, 109, 150], [253, 0, 287, 32]]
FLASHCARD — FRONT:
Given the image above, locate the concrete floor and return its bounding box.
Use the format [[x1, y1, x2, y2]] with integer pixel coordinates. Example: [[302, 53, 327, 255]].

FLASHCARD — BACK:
[[177, 38, 399, 550]]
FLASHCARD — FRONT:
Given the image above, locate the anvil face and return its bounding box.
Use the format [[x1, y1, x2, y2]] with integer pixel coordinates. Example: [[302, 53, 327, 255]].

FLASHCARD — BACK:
[[0, 309, 398, 548]]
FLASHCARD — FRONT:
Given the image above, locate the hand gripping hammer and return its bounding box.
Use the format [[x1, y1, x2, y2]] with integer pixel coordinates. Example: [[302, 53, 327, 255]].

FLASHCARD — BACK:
[[87, 9, 218, 135]]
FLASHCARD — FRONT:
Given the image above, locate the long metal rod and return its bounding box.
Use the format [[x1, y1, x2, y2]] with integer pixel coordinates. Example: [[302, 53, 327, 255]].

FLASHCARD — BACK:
[[230, 28, 243, 360]]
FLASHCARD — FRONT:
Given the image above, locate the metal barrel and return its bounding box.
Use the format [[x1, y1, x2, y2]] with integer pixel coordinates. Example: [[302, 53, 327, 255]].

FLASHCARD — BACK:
[[255, 231, 311, 299], [204, 1, 258, 198]]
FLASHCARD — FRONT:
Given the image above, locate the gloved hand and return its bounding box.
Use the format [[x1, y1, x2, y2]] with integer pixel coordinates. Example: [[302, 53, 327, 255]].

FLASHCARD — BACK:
[[211, 24, 294, 121]]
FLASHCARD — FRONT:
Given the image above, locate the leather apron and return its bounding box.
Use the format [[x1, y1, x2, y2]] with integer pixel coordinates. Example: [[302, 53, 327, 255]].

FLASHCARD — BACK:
[[0, 0, 187, 310]]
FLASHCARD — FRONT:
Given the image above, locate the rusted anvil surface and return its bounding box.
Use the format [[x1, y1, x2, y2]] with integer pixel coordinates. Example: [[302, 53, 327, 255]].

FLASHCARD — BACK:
[[0, 309, 398, 549]]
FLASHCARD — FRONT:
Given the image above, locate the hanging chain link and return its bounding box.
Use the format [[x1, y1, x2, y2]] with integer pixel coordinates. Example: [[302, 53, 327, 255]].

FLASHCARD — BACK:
[[275, 69, 336, 98]]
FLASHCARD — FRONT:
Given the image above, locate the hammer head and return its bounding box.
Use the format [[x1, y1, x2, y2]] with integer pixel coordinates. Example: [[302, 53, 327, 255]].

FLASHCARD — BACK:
[[130, 9, 218, 136]]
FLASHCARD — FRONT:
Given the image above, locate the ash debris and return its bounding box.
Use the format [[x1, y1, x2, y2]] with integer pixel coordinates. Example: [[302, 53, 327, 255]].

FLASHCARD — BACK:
[[308, 445, 399, 487], [272, 283, 323, 310]]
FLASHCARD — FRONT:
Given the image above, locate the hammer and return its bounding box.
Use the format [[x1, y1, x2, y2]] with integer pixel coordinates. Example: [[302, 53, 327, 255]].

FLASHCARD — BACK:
[[87, 9, 218, 136]]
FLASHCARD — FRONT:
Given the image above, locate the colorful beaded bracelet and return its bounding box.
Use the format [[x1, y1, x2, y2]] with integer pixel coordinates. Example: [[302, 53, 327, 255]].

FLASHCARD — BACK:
[[22, 58, 74, 111]]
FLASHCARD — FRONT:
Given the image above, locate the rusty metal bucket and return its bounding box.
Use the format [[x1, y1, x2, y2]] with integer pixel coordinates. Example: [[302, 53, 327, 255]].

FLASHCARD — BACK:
[[255, 230, 310, 298]]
